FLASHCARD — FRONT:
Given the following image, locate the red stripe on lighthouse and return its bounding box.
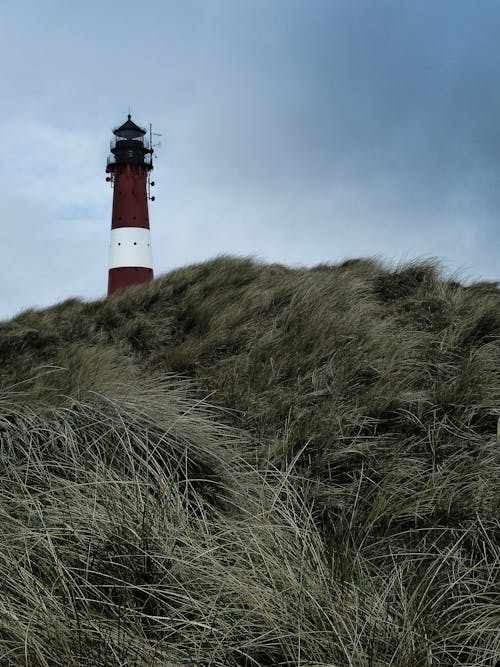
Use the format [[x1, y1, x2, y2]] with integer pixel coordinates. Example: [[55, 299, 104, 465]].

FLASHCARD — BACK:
[[108, 267, 153, 294]]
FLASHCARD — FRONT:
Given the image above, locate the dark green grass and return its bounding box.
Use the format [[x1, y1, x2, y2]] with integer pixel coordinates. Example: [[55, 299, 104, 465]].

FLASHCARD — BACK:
[[0, 256, 498, 665]]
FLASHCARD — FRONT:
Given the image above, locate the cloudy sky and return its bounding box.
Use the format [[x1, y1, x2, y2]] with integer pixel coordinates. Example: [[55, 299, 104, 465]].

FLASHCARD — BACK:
[[1, 0, 499, 319]]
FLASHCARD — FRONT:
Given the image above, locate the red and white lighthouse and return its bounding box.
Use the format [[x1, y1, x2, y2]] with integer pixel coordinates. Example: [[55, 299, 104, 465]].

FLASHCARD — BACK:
[[106, 115, 155, 295]]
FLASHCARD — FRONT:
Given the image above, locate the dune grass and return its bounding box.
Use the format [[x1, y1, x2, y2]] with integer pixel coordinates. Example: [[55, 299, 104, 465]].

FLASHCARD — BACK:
[[0, 256, 498, 665]]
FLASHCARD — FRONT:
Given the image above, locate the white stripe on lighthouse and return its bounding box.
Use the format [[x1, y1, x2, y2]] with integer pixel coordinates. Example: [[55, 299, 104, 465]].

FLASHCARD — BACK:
[[109, 227, 153, 269]]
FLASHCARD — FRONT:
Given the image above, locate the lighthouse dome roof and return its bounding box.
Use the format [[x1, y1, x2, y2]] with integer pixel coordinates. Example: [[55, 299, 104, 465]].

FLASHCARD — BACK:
[[113, 115, 146, 139]]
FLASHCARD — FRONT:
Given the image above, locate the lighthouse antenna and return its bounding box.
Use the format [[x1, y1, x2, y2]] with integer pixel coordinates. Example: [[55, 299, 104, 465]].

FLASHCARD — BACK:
[[147, 122, 153, 201]]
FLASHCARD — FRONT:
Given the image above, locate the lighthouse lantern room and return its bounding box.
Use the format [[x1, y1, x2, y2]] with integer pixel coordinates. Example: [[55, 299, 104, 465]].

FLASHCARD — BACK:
[[106, 115, 155, 295]]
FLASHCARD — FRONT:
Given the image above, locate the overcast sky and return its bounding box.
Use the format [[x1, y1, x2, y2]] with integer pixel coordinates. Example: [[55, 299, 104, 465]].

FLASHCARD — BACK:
[[1, 0, 499, 319]]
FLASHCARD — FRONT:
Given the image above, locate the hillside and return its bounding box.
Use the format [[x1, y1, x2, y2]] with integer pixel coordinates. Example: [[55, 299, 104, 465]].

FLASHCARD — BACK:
[[0, 256, 499, 666]]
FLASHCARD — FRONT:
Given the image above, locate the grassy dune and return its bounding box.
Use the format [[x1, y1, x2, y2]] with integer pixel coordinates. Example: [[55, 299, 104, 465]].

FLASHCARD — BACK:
[[0, 257, 498, 665]]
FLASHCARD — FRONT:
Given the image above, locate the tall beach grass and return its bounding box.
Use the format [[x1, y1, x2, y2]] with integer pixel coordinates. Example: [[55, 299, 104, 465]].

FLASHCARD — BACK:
[[0, 256, 498, 665]]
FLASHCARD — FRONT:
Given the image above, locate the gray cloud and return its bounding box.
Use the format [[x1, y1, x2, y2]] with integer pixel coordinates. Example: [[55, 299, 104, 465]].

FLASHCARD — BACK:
[[1, 0, 499, 319]]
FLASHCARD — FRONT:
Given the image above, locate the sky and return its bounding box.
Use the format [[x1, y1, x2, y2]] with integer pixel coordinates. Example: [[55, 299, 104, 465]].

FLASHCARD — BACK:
[[1, 0, 500, 319]]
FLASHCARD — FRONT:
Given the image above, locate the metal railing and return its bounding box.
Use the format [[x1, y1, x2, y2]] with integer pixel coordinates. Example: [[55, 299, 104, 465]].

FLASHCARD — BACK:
[[107, 153, 153, 167]]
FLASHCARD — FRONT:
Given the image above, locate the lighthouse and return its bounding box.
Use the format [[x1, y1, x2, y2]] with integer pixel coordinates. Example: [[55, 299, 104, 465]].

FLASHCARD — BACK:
[[106, 115, 155, 295]]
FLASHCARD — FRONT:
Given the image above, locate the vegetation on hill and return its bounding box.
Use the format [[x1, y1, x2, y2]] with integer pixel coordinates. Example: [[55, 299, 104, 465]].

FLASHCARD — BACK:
[[0, 256, 498, 666]]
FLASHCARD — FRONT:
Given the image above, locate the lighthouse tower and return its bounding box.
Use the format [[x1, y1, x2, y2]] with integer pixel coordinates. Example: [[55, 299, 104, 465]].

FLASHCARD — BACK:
[[106, 115, 155, 295]]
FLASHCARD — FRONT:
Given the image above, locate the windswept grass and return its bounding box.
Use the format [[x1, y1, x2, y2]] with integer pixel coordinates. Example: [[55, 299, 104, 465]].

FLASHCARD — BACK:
[[0, 256, 498, 665]]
